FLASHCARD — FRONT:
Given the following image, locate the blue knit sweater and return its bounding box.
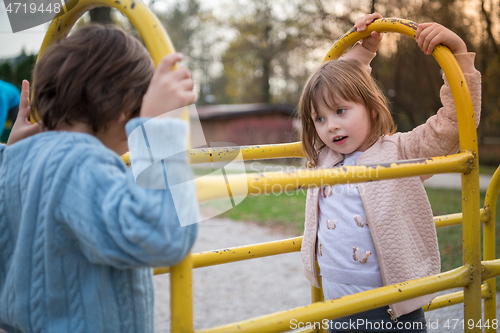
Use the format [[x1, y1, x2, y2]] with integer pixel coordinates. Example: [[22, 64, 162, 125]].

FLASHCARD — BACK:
[[0, 118, 198, 333]]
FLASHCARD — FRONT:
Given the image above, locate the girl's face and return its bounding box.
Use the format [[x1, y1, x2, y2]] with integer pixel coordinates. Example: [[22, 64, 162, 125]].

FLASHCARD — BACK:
[[311, 93, 372, 155]]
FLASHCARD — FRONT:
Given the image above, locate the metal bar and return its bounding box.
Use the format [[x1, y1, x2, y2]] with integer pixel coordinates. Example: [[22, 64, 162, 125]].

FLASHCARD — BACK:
[[189, 142, 304, 163], [196, 153, 473, 202], [154, 237, 302, 275], [434, 212, 464, 228], [433, 209, 489, 228], [122, 141, 304, 166], [38, 0, 174, 66], [461, 162, 482, 332], [423, 283, 491, 311], [311, 262, 327, 333], [170, 253, 194, 333], [153, 206, 488, 275], [482, 259, 500, 280], [311, 262, 324, 304], [196, 266, 471, 333], [432, 23, 481, 332], [483, 166, 500, 333]]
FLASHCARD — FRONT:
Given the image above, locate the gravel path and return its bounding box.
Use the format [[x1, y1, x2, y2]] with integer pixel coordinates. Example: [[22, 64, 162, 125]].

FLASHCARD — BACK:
[[154, 217, 500, 332]]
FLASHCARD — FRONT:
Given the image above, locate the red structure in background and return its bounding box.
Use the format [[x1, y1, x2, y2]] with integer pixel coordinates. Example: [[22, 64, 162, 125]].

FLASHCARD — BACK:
[[194, 103, 299, 147]]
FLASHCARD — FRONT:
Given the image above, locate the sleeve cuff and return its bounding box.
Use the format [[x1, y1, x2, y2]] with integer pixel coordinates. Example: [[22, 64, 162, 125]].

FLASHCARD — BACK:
[[126, 117, 189, 185], [454, 52, 477, 74], [339, 42, 377, 73]]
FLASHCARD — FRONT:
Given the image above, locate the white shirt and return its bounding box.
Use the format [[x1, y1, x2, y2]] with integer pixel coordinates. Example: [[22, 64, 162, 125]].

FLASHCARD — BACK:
[[316, 151, 383, 299]]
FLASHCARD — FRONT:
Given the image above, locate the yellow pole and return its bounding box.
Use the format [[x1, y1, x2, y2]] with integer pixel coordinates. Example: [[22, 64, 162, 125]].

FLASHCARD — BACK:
[[170, 253, 194, 332], [310, 262, 327, 333], [483, 166, 500, 333]]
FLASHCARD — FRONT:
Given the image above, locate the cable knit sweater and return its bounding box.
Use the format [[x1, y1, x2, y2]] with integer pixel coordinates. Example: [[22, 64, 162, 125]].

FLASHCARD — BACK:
[[301, 53, 481, 318], [0, 118, 198, 333]]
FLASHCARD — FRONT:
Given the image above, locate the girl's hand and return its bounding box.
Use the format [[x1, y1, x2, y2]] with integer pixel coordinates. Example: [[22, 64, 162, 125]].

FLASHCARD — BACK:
[[354, 12, 383, 53], [415, 23, 467, 55], [6, 80, 41, 146], [140, 52, 196, 119]]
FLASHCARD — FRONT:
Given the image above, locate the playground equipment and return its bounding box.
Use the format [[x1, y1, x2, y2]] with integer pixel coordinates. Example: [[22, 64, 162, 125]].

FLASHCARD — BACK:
[[38, 1, 500, 332]]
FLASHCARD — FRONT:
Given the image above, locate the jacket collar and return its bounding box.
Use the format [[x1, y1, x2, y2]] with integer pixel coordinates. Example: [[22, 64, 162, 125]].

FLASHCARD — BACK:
[[316, 136, 385, 169]]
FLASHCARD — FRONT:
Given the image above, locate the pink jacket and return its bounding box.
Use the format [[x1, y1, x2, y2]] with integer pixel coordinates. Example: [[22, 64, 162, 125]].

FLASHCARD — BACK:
[[301, 53, 481, 318]]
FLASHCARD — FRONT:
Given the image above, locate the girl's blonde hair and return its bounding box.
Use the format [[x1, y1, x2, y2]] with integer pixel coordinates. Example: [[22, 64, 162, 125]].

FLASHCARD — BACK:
[[298, 58, 396, 167]]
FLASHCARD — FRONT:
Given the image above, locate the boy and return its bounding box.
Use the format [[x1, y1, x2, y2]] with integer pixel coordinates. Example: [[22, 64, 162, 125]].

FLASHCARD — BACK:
[[0, 24, 197, 332]]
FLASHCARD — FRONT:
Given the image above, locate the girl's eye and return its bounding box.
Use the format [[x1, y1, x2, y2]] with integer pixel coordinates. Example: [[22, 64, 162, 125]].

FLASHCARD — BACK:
[[315, 116, 325, 123], [337, 108, 346, 115]]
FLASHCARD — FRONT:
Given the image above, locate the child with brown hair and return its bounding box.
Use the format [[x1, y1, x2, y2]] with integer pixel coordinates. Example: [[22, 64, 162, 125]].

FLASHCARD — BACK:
[[299, 13, 481, 332], [0, 24, 197, 332]]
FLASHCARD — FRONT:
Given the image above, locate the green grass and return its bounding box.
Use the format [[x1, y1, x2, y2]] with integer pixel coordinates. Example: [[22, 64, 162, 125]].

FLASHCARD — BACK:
[[214, 187, 500, 288], [479, 164, 500, 175], [216, 190, 307, 233]]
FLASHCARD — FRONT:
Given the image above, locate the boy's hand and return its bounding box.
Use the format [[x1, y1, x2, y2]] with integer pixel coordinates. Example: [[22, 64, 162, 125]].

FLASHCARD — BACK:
[[416, 23, 467, 55], [140, 53, 196, 119], [354, 12, 383, 53], [7, 80, 41, 146]]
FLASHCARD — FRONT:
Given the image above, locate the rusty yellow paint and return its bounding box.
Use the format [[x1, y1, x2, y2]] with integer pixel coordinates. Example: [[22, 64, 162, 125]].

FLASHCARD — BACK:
[[189, 141, 304, 163], [153, 201, 491, 274], [31, 0, 176, 123], [38, 0, 174, 65], [433, 209, 489, 228], [423, 283, 491, 312], [482, 259, 500, 280], [483, 166, 500, 332], [196, 266, 471, 333], [323, 18, 418, 63], [154, 237, 302, 275], [123, 141, 303, 166], [196, 153, 473, 202]]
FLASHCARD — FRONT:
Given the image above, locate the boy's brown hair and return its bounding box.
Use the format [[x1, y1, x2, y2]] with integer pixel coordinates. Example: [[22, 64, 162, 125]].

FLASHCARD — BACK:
[[32, 24, 155, 133], [298, 58, 396, 167]]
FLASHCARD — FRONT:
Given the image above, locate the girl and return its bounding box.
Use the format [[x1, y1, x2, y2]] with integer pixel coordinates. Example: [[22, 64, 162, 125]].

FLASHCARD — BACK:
[[299, 13, 481, 332]]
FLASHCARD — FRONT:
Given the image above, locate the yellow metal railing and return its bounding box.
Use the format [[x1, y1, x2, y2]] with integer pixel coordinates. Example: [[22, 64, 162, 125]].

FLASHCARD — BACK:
[[36, 3, 498, 333], [163, 18, 488, 333]]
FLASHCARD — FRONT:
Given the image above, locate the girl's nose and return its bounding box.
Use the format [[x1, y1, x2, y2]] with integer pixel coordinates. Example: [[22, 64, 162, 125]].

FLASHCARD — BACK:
[[328, 120, 340, 132]]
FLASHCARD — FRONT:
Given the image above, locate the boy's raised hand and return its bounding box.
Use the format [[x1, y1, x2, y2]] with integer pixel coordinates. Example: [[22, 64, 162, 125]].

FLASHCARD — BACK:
[[354, 12, 383, 53], [416, 23, 467, 55], [140, 52, 196, 119], [7, 80, 41, 146]]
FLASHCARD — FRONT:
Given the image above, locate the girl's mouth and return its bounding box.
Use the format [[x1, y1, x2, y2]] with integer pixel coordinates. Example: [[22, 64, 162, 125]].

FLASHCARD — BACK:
[[333, 136, 347, 145]]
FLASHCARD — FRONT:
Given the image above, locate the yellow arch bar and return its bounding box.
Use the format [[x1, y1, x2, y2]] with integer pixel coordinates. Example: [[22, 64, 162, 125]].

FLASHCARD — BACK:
[[323, 18, 477, 155], [38, 0, 174, 65]]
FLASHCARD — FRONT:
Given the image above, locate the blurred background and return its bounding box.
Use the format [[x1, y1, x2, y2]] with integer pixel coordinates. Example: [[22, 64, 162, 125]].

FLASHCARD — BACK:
[[0, 0, 499, 166]]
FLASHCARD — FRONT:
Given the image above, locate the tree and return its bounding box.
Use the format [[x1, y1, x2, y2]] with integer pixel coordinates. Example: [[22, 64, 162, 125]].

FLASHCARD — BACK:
[[89, 7, 113, 24], [217, 0, 353, 105], [154, 0, 225, 104]]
